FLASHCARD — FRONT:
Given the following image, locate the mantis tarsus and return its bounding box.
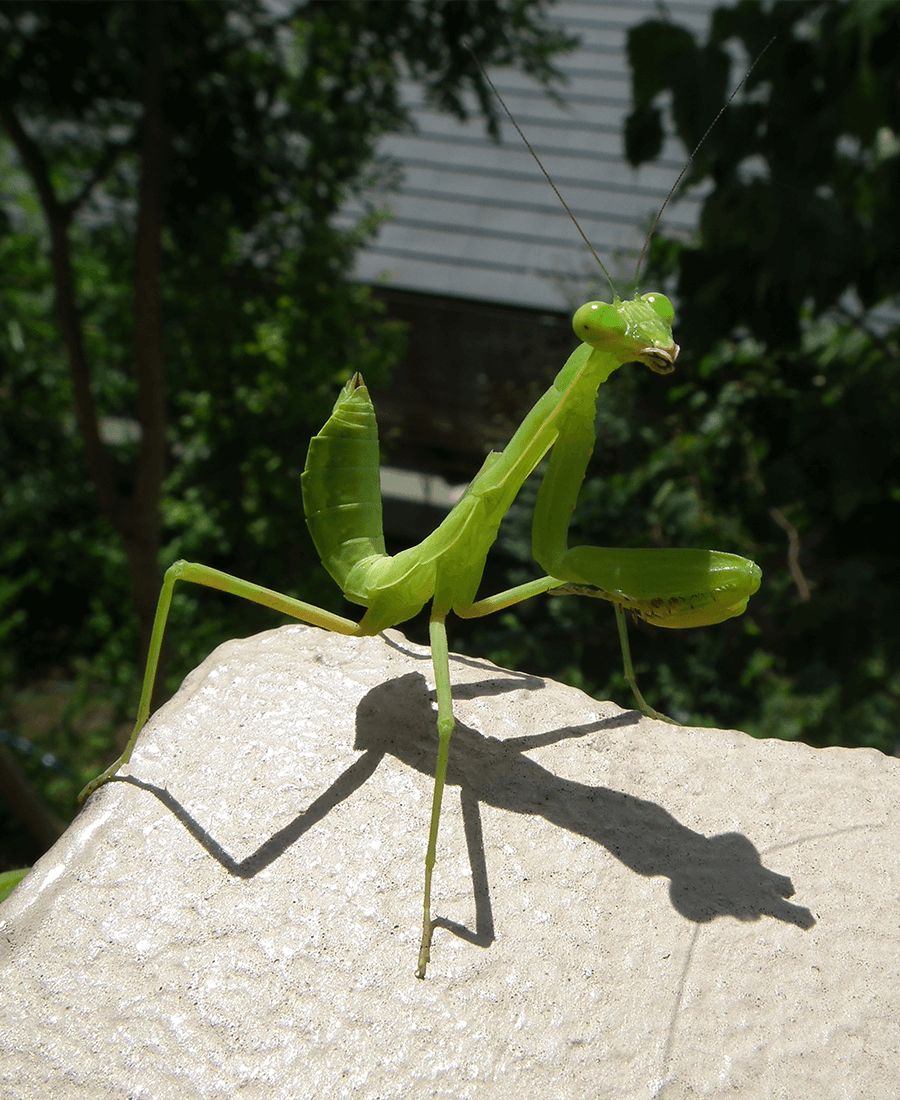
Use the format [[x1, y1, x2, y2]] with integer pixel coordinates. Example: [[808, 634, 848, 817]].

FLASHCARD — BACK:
[[78, 62, 762, 980]]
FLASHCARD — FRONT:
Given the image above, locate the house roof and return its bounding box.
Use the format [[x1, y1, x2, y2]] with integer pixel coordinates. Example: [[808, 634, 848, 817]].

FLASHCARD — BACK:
[[346, 0, 720, 313]]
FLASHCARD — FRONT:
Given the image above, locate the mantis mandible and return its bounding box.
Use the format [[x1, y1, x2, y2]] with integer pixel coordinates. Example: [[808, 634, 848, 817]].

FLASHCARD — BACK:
[[78, 59, 762, 980]]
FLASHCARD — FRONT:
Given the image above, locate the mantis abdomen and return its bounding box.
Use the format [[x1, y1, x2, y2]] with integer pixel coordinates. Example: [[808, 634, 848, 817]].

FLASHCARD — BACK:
[[301, 373, 505, 632]]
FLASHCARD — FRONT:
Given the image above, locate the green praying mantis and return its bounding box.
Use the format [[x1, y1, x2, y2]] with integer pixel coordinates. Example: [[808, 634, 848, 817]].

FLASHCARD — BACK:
[[77, 60, 762, 980]]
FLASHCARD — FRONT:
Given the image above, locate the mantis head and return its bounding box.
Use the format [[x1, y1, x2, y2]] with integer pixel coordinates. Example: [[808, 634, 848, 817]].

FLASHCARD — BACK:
[[572, 293, 679, 375]]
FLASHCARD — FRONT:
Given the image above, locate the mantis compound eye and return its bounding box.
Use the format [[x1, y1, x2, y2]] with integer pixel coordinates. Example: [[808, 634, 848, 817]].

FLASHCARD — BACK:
[[572, 301, 628, 343], [641, 292, 675, 325]]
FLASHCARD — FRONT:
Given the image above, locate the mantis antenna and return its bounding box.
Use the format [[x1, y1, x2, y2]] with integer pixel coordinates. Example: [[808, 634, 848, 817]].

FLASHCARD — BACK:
[[466, 45, 617, 299], [634, 35, 776, 280], [468, 37, 776, 291]]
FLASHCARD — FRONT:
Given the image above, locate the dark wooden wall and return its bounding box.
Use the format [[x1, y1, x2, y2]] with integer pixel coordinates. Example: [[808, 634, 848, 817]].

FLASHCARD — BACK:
[[369, 287, 577, 484]]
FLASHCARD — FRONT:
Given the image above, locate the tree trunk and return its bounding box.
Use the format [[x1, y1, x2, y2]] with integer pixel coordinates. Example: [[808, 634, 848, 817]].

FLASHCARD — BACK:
[[0, 4, 172, 718], [128, 1, 170, 684]]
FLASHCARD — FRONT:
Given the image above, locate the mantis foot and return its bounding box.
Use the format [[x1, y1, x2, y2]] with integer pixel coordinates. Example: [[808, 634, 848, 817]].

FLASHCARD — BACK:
[[416, 920, 433, 979], [77, 755, 129, 805]]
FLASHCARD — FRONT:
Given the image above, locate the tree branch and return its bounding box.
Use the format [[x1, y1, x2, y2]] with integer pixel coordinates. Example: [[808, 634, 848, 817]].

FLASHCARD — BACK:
[[0, 101, 122, 522], [64, 136, 136, 220]]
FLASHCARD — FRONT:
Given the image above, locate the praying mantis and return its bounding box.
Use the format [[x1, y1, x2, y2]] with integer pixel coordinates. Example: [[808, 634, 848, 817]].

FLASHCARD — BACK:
[[77, 59, 762, 981]]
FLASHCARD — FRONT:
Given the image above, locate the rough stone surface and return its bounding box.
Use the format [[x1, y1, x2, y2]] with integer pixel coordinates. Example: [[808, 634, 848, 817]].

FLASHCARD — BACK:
[[1, 624, 898, 1099]]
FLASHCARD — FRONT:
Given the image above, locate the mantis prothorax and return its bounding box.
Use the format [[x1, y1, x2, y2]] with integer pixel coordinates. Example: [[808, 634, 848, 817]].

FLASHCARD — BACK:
[[78, 61, 762, 980]]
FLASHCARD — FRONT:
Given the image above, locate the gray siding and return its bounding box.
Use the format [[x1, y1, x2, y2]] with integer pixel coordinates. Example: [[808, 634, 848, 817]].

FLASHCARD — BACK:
[[346, 0, 719, 312]]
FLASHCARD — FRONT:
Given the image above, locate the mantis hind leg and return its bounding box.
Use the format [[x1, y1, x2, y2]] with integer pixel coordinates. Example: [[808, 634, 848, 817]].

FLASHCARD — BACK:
[[78, 559, 360, 804], [546, 585, 680, 722], [613, 603, 678, 724], [417, 612, 455, 979], [460, 575, 679, 723]]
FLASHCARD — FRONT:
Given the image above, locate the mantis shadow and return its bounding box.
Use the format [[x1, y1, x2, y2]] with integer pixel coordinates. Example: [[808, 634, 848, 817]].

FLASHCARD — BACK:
[[353, 671, 815, 948], [116, 667, 814, 954]]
